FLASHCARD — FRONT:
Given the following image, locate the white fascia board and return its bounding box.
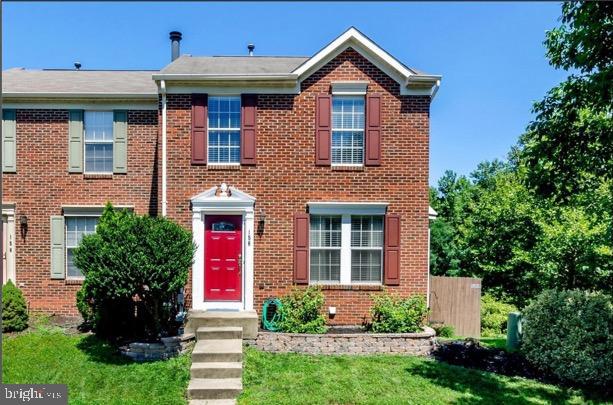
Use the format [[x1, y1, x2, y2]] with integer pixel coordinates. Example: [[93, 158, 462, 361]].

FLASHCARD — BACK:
[[2, 101, 158, 110], [293, 27, 415, 79], [164, 83, 300, 95], [294, 27, 442, 99], [2, 92, 157, 100], [152, 73, 298, 81], [308, 201, 388, 216]]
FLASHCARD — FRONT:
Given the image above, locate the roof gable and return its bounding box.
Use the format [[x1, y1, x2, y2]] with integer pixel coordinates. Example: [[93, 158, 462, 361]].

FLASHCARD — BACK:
[[291, 27, 440, 96]]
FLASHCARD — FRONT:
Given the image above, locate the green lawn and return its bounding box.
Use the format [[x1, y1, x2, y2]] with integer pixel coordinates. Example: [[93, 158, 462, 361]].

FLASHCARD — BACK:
[[240, 347, 607, 405], [2, 327, 190, 404], [3, 328, 608, 404]]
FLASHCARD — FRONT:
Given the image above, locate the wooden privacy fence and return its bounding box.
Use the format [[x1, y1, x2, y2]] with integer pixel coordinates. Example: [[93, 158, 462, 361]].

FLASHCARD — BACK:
[[429, 276, 482, 337]]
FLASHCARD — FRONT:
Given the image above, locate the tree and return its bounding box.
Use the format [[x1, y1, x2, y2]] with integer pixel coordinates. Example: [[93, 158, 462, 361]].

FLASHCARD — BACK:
[[519, 2, 612, 199]]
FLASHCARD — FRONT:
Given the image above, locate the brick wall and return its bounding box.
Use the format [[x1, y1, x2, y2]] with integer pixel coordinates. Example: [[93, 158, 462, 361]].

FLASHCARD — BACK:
[[3, 48, 430, 323], [165, 48, 430, 325], [2, 109, 158, 316]]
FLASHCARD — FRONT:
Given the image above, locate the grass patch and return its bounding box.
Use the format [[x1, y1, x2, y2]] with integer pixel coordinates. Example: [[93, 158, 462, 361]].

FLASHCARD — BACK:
[[2, 328, 190, 404], [479, 335, 507, 350], [240, 347, 607, 404]]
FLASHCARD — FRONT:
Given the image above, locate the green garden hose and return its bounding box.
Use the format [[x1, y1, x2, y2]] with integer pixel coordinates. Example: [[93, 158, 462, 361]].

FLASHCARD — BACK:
[[262, 298, 283, 331]]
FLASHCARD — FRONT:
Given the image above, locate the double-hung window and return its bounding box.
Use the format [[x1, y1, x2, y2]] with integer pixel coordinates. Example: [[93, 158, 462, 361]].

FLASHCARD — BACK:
[[309, 216, 342, 283], [65, 216, 99, 279], [351, 216, 384, 283], [309, 211, 384, 284], [84, 111, 114, 173], [332, 96, 365, 165], [208, 96, 241, 164]]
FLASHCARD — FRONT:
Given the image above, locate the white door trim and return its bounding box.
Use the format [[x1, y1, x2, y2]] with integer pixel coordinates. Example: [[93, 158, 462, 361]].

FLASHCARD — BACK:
[[2, 204, 16, 284], [191, 185, 255, 311]]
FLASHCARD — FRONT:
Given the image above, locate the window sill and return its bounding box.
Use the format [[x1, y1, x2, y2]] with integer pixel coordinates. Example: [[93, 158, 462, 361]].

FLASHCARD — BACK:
[[315, 284, 384, 291], [207, 164, 241, 171], [83, 173, 113, 179], [65, 278, 84, 285], [331, 165, 365, 172]]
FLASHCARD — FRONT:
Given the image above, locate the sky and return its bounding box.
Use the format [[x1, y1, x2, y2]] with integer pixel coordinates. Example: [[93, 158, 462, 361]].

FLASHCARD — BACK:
[[2, 2, 569, 185]]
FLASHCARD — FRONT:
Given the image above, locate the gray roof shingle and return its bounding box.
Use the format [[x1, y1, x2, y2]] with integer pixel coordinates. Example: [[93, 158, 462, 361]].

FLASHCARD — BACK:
[[2, 68, 158, 96], [158, 55, 309, 76]]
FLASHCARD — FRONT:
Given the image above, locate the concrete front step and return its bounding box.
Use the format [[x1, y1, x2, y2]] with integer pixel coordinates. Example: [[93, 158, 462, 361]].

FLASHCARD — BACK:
[[197, 326, 243, 340], [189, 400, 236, 405], [188, 378, 242, 400], [191, 361, 242, 379], [192, 339, 243, 363], [186, 310, 258, 339]]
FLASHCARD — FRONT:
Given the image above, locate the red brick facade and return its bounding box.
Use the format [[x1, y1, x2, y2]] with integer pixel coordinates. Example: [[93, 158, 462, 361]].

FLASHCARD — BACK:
[[3, 48, 430, 324], [2, 110, 159, 316]]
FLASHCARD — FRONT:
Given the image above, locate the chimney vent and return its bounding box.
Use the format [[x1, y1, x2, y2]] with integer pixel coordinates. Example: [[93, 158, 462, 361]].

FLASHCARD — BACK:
[[74, 62, 81, 70], [169, 31, 182, 62], [247, 43, 255, 56]]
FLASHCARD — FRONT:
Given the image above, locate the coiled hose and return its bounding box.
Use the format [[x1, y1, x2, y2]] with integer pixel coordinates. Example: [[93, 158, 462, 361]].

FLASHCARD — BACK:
[[262, 298, 283, 331]]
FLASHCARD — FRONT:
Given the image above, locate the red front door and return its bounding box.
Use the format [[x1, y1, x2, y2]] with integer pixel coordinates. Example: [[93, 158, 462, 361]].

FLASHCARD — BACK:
[[205, 215, 242, 301]]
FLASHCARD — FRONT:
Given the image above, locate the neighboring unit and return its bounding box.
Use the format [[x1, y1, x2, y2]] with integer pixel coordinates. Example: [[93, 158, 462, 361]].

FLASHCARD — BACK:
[[1, 27, 441, 325]]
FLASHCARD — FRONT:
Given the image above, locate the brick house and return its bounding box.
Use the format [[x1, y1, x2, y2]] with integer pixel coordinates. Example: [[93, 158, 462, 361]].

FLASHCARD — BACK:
[[1, 27, 441, 326]]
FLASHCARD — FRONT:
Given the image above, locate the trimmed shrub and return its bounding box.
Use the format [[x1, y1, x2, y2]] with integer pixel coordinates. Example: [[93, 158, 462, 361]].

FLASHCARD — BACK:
[[370, 292, 428, 333], [521, 289, 613, 388], [76, 286, 95, 326], [74, 203, 195, 340], [2, 280, 28, 332], [432, 324, 455, 338], [481, 294, 517, 337], [277, 287, 327, 334]]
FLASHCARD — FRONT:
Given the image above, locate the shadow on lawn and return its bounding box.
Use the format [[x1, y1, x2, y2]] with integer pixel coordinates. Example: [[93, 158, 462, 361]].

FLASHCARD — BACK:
[[76, 334, 132, 365], [405, 360, 584, 405]]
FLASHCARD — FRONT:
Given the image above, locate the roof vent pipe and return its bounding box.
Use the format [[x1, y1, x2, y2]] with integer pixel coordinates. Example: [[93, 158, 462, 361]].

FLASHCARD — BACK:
[[247, 43, 255, 56], [169, 31, 182, 62]]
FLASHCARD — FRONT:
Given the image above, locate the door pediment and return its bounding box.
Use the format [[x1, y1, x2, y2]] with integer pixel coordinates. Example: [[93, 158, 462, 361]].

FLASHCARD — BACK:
[[191, 183, 256, 211]]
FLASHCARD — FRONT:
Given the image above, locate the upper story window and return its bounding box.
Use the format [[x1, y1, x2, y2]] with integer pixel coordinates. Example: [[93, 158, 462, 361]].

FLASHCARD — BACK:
[[84, 111, 113, 173], [332, 96, 365, 166], [208, 96, 241, 164]]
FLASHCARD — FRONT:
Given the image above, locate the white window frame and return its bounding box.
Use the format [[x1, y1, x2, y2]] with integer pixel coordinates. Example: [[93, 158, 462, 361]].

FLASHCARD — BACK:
[[207, 95, 241, 166], [61, 205, 134, 280], [83, 110, 114, 174], [65, 215, 100, 280], [309, 215, 342, 284], [331, 95, 365, 167], [308, 202, 388, 285], [350, 216, 384, 284]]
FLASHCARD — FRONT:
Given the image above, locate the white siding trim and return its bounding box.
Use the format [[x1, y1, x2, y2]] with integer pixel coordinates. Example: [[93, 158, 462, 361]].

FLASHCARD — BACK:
[[331, 81, 368, 95], [308, 202, 388, 216], [191, 186, 255, 311]]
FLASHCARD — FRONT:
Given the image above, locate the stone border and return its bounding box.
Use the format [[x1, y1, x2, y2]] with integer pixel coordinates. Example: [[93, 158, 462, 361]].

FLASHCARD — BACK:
[[120, 333, 195, 362], [245, 327, 436, 356]]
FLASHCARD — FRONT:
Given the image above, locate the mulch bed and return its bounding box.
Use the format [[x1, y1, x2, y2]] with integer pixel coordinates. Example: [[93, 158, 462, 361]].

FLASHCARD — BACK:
[[433, 338, 540, 379]]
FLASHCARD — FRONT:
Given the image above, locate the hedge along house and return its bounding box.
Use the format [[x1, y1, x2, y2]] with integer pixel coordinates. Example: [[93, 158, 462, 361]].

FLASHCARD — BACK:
[[2, 27, 441, 327]]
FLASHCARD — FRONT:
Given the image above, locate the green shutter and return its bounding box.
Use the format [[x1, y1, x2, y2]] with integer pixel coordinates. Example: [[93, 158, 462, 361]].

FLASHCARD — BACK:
[[50, 216, 65, 279], [2, 109, 17, 173], [68, 110, 84, 173], [113, 110, 128, 174]]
